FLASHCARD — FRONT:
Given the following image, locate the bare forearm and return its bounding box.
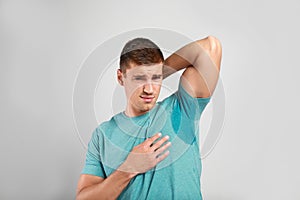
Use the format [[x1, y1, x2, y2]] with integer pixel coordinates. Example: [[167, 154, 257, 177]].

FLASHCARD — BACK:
[[76, 168, 136, 200], [163, 40, 200, 79], [163, 36, 221, 96], [163, 36, 221, 79], [76, 133, 170, 200]]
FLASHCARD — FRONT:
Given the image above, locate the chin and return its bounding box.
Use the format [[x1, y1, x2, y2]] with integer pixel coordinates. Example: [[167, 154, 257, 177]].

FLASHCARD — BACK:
[[138, 104, 152, 112], [145, 103, 155, 111]]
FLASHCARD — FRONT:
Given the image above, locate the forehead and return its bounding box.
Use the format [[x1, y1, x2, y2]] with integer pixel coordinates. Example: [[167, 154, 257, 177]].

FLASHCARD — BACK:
[[125, 63, 163, 76]]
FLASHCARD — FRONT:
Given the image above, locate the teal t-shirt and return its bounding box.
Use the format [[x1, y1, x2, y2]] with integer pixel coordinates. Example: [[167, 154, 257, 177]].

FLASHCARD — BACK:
[[82, 82, 210, 199]]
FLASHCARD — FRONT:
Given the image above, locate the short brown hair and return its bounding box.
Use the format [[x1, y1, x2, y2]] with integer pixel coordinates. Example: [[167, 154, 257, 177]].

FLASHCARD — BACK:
[[119, 38, 164, 73]]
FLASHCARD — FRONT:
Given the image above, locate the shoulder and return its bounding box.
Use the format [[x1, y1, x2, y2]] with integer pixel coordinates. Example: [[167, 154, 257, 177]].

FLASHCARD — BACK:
[[157, 92, 177, 109], [94, 113, 121, 135]]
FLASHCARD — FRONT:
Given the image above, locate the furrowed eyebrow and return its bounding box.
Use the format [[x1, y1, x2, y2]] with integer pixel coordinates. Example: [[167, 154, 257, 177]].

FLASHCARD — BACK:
[[131, 74, 162, 80], [133, 75, 147, 78]]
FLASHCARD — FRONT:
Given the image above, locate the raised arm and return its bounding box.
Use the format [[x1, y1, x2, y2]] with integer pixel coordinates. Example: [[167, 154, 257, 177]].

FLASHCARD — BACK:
[[163, 36, 222, 98]]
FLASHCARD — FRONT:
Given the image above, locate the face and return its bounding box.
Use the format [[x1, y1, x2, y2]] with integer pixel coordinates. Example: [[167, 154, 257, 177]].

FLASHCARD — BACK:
[[118, 63, 163, 117]]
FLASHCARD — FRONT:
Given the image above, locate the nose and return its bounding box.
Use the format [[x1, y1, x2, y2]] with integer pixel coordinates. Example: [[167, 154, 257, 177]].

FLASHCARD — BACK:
[[143, 82, 154, 94]]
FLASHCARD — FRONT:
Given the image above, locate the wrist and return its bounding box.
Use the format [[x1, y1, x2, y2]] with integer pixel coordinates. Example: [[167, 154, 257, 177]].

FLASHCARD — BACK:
[[118, 163, 138, 179]]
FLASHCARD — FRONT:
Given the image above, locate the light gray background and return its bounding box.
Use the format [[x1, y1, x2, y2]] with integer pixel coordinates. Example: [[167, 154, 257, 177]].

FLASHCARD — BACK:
[[1, 0, 299, 199]]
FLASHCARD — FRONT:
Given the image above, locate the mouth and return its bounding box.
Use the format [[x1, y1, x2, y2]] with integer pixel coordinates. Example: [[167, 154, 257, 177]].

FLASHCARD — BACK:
[[140, 95, 155, 103]]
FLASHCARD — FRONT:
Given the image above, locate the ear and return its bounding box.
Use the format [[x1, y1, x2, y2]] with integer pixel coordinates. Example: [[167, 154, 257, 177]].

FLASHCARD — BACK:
[[117, 69, 124, 86]]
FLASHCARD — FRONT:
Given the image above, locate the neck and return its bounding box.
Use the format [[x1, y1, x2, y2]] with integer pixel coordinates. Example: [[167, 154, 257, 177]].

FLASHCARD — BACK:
[[124, 106, 148, 117]]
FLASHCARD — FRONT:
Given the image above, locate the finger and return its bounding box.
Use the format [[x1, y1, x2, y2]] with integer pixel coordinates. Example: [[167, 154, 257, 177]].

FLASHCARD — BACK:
[[156, 150, 170, 163], [151, 135, 170, 151], [145, 133, 162, 146], [155, 141, 171, 155]]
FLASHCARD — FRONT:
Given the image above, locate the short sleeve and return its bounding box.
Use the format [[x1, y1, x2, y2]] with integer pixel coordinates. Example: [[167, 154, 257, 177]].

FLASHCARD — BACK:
[[176, 81, 211, 120], [81, 128, 106, 178]]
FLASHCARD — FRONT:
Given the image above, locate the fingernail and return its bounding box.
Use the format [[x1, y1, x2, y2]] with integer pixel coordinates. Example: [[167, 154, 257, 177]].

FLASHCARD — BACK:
[[158, 132, 162, 137], [165, 135, 169, 139]]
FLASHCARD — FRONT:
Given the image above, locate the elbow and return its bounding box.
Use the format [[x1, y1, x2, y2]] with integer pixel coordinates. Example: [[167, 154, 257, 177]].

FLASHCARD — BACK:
[[76, 192, 82, 200], [76, 188, 86, 200], [197, 36, 222, 69], [208, 36, 222, 52], [197, 35, 222, 54]]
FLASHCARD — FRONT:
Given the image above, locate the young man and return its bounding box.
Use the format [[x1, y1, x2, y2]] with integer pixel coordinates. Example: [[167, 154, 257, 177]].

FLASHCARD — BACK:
[[76, 36, 222, 199]]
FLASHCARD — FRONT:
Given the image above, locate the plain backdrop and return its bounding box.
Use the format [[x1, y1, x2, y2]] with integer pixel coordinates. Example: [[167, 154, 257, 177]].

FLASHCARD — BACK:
[[1, 0, 299, 199]]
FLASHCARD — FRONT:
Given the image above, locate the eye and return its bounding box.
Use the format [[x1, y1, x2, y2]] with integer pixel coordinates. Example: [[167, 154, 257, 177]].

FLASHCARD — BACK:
[[152, 75, 162, 80], [133, 76, 146, 81]]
